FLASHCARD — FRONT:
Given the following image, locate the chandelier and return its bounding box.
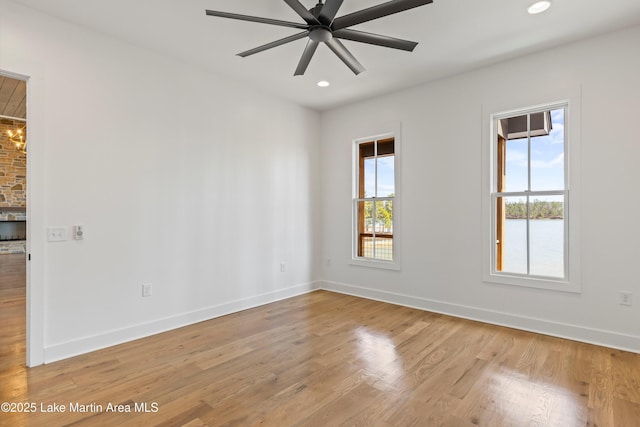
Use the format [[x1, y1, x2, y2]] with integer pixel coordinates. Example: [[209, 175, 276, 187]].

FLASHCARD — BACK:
[[7, 125, 26, 154]]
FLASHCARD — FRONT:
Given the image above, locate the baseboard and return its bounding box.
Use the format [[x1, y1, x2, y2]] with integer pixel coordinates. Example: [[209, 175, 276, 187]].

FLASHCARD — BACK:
[[320, 280, 640, 354], [43, 281, 320, 363]]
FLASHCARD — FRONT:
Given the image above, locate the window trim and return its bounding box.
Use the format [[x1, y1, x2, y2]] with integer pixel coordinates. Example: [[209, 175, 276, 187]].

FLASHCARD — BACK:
[[482, 96, 581, 293], [351, 130, 401, 271]]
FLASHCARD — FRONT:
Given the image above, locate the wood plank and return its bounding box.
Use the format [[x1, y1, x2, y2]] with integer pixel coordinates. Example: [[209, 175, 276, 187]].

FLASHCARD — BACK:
[[0, 77, 26, 119], [613, 397, 640, 426], [4, 81, 26, 119], [611, 349, 640, 404], [588, 347, 615, 427]]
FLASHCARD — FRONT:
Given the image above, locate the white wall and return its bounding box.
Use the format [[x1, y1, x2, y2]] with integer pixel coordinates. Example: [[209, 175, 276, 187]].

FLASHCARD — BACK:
[[319, 25, 640, 352], [0, 0, 320, 364]]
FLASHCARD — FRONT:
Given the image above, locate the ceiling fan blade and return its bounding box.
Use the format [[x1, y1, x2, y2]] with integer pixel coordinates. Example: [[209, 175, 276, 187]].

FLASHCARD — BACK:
[[238, 32, 309, 57], [294, 40, 320, 76], [205, 9, 309, 30], [325, 38, 365, 75], [318, 0, 344, 25], [283, 0, 321, 25], [331, 0, 433, 31], [333, 29, 418, 51]]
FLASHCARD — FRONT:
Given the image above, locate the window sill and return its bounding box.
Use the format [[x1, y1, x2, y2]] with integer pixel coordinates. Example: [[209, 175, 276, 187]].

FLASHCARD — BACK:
[[484, 272, 581, 293], [350, 258, 400, 271]]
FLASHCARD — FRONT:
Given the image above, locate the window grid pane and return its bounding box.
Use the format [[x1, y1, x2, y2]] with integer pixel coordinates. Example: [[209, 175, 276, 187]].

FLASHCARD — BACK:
[[356, 197, 394, 260], [359, 237, 393, 260], [529, 196, 565, 278], [500, 196, 528, 275]]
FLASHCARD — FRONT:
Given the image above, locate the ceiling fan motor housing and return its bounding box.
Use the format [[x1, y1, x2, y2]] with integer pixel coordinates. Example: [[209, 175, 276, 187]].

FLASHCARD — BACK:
[[309, 26, 333, 42]]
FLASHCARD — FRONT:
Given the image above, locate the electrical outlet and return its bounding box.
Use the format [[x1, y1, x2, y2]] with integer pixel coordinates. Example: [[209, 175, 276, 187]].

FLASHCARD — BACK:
[[280, 262, 286, 273], [142, 283, 153, 297], [619, 291, 632, 306]]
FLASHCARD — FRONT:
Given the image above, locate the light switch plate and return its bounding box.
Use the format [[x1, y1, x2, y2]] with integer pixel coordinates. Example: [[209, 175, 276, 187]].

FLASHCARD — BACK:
[[47, 227, 67, 242]]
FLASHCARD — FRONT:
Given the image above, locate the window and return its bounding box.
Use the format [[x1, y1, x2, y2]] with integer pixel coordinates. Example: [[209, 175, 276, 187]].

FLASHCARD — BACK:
[[352, 134, 399, 269], [489, 102, 575, 288]]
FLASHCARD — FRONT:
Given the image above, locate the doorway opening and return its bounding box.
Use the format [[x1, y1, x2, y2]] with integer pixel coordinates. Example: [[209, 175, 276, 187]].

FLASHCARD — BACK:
[[0, 74, 28, 369]]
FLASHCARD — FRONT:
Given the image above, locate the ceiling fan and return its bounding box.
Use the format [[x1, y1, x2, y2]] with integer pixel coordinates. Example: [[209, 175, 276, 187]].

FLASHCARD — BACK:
[[205, 0, 434, 76]]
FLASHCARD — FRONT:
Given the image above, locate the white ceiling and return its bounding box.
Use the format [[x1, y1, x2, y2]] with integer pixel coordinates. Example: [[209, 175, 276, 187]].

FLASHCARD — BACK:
[[9, 0, 640, 111]]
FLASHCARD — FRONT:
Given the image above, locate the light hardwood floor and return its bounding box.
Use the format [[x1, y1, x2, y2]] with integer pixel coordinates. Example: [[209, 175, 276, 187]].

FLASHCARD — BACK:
[[1, 257, 639, 426]]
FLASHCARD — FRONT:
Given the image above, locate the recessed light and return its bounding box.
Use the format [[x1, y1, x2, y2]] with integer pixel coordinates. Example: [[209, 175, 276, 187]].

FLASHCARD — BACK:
[[527, 1, 551, 14], [317, 80, 330, 87]]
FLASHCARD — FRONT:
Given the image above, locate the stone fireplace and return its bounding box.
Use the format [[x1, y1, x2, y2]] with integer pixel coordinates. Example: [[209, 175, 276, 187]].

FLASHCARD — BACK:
[[0, 209, 26, 254], [0, 219, 25, 241]]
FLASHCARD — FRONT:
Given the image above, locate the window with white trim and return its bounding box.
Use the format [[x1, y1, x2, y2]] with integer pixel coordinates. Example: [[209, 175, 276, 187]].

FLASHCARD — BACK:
[[491, 103, 570, 283], [352, 134, 399, 268]]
